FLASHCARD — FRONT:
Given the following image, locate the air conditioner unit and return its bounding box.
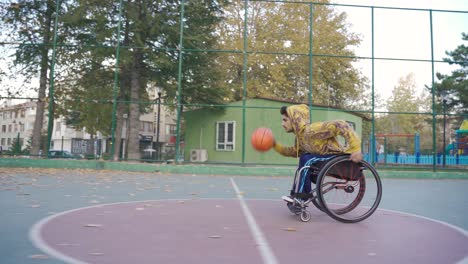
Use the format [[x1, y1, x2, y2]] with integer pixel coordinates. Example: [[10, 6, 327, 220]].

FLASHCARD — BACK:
[[190, 149, 208, 162]]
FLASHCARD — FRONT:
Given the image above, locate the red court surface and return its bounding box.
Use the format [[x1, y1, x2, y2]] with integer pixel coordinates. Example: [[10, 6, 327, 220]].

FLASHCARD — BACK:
[[31, 199, 468, 264]]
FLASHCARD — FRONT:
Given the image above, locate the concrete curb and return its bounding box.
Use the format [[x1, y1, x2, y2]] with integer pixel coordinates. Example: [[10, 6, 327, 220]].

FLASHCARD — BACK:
[[1, 158, 467, 179]]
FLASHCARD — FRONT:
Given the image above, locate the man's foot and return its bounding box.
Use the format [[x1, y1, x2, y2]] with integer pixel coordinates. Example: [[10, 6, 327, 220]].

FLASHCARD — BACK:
[[282, 195, 294, 203]]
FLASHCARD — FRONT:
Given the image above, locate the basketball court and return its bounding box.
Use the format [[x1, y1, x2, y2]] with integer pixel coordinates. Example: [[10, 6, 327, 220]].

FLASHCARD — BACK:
[[1, 168, 468, 264]]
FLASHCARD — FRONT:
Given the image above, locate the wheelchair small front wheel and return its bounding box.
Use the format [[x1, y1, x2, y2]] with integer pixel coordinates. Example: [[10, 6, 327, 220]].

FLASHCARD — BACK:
[[300, 211, 311, 222]]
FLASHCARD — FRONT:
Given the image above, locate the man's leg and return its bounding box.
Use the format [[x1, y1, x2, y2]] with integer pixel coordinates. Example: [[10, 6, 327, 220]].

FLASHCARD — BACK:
[[283, 153, 335, 203], [297, 153, 336, 195], [283, 153, 314, 203], [297, 153, 315, 194]]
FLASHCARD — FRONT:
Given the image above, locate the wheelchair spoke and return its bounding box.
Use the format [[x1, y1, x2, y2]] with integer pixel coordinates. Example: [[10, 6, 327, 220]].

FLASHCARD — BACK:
[[316, 156, 382, 223]]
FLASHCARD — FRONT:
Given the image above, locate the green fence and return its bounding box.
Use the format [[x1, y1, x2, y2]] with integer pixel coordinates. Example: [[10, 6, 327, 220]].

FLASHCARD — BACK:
[[0, 0, 466, 171]]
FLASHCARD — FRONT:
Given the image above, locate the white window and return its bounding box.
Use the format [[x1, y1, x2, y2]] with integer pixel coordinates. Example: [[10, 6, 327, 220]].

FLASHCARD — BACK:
[[166, 124, 176, 135], [216, 121, 235, 151]]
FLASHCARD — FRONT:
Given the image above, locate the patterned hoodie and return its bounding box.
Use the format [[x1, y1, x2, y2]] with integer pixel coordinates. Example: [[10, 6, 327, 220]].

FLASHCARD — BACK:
[[273, 104, 361, 157]]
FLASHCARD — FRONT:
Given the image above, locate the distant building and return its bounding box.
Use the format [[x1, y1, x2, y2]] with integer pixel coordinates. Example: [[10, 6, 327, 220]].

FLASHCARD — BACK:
[[0, 97, 177, 159], [0, 101, 44, 152], [182, 97, 367, 165]]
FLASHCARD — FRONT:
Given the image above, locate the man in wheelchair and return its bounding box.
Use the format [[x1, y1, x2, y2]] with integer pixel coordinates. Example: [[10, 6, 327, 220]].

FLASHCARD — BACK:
[[273, 104, 363, 208]]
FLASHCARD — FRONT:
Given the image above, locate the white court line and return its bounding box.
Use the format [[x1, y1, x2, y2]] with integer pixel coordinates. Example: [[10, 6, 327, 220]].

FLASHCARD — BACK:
[[230, 178, 279, 264]]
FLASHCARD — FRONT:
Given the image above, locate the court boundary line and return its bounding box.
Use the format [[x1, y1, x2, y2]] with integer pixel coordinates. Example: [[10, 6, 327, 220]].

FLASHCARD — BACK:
[[230, 178, 279, 264], [29, 198, 468, 264]]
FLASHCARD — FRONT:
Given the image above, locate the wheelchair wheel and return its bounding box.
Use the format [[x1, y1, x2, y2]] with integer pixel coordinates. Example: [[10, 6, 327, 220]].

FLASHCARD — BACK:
[[311, 197, 324, 212], [300, 211, 311, 222], [316, 155, 382, 223]]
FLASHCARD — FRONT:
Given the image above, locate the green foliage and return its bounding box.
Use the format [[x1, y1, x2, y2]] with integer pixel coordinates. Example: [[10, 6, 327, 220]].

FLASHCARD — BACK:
[[376, 74, 433, 153], [430, 33, 467, 114], [52, 1, 229, 141], [216, 0, 367, 108], [0, 0, 74, 155], [5, 133, 26, 155]]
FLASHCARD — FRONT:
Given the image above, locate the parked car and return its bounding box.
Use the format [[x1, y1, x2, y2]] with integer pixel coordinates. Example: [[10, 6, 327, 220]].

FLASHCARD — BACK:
[[48, 150, 83, 159]]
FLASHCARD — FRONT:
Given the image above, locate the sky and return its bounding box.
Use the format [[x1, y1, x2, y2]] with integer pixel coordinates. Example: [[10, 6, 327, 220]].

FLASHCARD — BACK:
[[332, 0, 468, 110]]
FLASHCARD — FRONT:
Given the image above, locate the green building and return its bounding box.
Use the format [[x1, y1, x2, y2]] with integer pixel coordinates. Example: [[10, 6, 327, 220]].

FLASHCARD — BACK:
[[182, 97, 367, 165]]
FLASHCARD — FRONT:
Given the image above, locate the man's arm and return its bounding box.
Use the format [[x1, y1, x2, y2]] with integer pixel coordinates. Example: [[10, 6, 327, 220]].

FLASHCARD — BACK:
[[273, 141, 299, 157], [323, 120, 362, 162]]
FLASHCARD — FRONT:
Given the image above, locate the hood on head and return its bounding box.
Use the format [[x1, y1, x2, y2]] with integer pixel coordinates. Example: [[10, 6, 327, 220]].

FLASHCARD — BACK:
[[286, 104, 310, 134]]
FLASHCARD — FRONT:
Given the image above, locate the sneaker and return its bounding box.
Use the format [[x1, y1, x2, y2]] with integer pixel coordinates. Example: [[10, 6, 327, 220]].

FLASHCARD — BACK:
[[282, 195, 294, 203]]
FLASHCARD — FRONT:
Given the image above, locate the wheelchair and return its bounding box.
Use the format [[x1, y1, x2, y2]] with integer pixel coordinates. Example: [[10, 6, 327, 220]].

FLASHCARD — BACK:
[[285, 155, 382, 223]]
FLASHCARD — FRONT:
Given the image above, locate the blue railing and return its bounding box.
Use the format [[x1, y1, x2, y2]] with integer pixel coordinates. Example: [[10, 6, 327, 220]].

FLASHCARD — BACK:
[[364, 153, 468, 165]]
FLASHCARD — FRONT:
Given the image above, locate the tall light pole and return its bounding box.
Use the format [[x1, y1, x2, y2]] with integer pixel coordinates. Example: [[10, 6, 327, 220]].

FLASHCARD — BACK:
[[442, 92, 447, 168], [155, 91, 161, 160]]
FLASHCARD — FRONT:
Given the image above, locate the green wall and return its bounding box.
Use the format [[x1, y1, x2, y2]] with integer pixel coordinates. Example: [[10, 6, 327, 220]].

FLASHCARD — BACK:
[[183, 99, 363, 165]]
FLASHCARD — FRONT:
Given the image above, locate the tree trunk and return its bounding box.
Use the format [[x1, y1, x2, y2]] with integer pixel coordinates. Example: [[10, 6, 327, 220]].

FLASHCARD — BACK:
[[113, 18, 130, 161], [127, 52, 142, 160], [89, 134, 95, 158], [31, 1, 53, 156], [113, 102, 125, 161]]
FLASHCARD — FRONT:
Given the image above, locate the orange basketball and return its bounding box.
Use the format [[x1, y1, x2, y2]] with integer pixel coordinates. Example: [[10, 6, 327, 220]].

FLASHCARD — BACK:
[[251, 127, 274, 152]]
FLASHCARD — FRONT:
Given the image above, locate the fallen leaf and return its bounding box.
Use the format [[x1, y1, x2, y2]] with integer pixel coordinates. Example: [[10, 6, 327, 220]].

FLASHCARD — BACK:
[[84, 224, 103, 228], [57, 243, 80, 247], [89, 252, 104, 256], [282, 227, 297, 232]]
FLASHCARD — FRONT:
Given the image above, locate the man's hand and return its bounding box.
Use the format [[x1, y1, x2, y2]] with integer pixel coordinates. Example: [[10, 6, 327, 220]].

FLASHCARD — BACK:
[[349, 152, 363, 163]]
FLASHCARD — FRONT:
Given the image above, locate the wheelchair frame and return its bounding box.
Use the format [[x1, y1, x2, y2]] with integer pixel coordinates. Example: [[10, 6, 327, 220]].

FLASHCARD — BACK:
[[286, 155, 383, 223]]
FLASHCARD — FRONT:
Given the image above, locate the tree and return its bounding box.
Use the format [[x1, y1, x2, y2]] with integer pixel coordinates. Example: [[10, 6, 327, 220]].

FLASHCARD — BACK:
[[215, 0, 367, 108], [56, 0, 229, 160], [430, 33, 467, 114], [376, 73, 431, 153], [8, 133, 23, 155], [1, 0, 71, 155]]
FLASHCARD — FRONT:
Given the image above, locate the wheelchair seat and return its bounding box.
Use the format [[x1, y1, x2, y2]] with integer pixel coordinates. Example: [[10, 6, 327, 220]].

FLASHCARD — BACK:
[[308, 155, 363, 183]]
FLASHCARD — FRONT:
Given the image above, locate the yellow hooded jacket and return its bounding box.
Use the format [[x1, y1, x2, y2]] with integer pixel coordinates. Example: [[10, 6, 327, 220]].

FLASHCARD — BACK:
[[274, 104, 361, 157]]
